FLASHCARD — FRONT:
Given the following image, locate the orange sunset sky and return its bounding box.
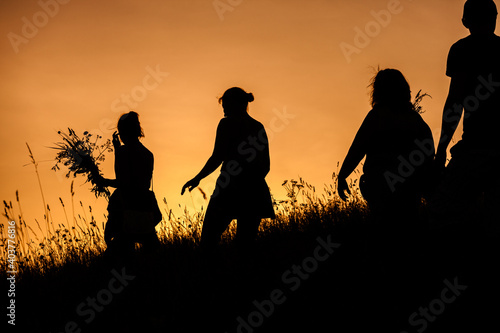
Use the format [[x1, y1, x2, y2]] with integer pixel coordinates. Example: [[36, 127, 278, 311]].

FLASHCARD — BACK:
[[1, 0, 493, 236]]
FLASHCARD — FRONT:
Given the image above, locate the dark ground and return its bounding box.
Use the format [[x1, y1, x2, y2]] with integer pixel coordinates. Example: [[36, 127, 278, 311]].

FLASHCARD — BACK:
[[11, 217, 500, 333]]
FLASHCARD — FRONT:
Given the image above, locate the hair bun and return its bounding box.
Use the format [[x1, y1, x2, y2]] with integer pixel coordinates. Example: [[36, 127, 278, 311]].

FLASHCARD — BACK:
[[247, 92, 255, 103]]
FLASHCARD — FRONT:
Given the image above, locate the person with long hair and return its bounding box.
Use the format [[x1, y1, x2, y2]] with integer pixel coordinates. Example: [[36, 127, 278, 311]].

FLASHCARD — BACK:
[[182, 87, 275, 250], [337, 69, 434, 233], [335, 70, 435, 324], [96, 111, 161, 256]]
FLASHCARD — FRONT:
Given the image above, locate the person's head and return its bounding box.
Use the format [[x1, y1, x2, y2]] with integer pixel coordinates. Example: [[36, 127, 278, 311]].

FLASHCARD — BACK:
[[117, 111, 144, 144], [218, 87, 254, 117], [370, 68, 411, 109], [462, 0, 498, 34]]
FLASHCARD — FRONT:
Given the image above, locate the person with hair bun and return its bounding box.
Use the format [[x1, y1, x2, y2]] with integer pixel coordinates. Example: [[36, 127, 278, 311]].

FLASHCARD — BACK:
[[182, 87, 275, 250]]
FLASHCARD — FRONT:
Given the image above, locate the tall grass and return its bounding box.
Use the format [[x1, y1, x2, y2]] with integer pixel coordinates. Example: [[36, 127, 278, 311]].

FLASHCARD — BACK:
[[1, 182, 367, 278], [0, 149, 368, 280]]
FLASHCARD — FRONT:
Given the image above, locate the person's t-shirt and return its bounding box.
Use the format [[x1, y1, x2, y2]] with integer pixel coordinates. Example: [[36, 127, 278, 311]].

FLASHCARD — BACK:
[[446, 34, 500, 149]]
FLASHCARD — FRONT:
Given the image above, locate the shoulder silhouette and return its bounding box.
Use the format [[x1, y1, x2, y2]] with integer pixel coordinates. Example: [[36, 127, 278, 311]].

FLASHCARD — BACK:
[[431, 0, 500, 231], [338, 69, 434, 228], [182, 87, 275, 251], [97, 111, 161, 259]]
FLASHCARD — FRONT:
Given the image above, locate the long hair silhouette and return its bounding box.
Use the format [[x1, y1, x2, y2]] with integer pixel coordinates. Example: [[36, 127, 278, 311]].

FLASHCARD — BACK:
[[337, 69, 434, 230], [97, 111, 161, 257]]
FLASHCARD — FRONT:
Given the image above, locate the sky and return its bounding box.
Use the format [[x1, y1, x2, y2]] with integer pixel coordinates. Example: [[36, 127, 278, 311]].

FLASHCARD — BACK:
[[1, 0, 491, 237]]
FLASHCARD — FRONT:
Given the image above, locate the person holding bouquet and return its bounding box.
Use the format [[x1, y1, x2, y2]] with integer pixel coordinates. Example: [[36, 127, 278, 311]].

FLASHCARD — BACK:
[[96, 111, 162, 256]]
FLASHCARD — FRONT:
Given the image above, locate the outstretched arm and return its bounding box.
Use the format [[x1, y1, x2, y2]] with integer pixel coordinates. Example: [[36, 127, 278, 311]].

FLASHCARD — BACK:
[[436, 76, 466, 168], [181, 121, 226, 195], [181, 155, 223, 195]]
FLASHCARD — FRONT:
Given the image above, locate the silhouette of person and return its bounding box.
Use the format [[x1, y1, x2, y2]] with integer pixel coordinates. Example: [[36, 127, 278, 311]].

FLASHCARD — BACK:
[[429, 4, 500, 327], [433, 0, 500, 231], [182, 87, 275, 250], [95, 111, 161, 256], [337, 69, 435, 234], [335, 70, 435, 325]]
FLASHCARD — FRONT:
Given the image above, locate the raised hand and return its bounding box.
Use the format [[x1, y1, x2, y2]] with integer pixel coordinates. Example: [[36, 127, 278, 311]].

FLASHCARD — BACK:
[[112, 131, 121, 150]]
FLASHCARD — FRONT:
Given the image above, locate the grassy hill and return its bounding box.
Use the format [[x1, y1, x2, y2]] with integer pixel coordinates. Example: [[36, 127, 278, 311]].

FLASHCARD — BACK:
[[2, 178, 499, 333]]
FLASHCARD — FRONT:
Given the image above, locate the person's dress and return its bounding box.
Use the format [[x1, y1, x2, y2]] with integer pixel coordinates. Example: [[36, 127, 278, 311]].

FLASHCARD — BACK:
[[106, 142, 161, 243], [206, 115, 275, 219]]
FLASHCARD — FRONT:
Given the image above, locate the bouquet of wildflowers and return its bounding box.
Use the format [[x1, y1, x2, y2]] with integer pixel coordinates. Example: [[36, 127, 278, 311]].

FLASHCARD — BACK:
[[51, 128, 113, 199]]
